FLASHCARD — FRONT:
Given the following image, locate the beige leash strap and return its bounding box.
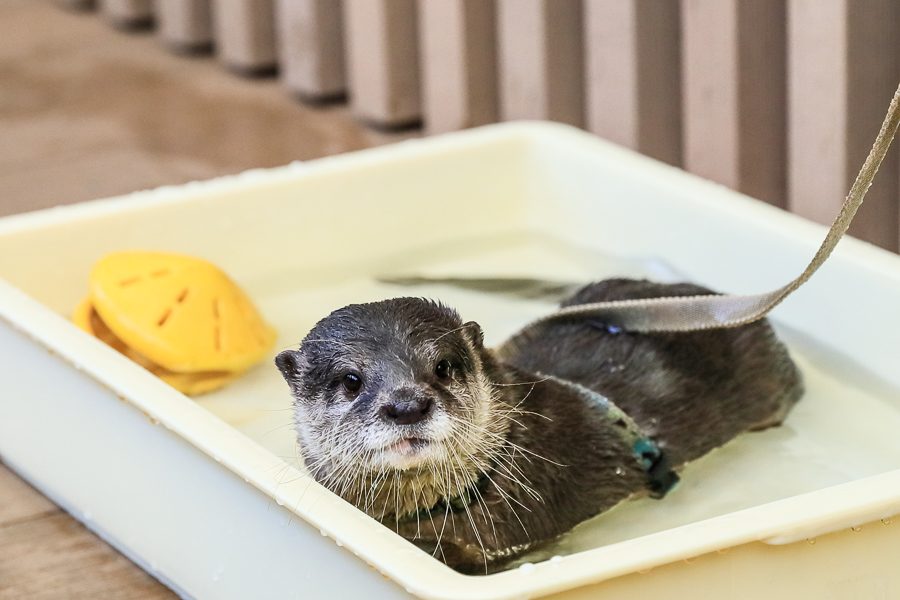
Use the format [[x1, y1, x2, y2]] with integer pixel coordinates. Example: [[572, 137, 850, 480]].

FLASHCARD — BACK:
[[523, 81, 900, 334]]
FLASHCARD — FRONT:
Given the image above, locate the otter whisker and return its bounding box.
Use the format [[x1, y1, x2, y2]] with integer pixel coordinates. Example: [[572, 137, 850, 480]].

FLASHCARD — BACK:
[[491, 387, 555, 422], [455, 446, 499, 545], [426, 460, 451, 556], [444, 411, 555, 470], [462, 445, 542, 506], [364, 464, 389, 513], [445, 445, 488, 571], [492, 402, 553, 424], [474, 426, 568, 468], [515, 381, 540, 408], [490, 376, 551, 387], [263, 421, 300, 436], [392, 470, 402, 532], [427, 324, 471, 344], [479, 469, 532, 536], [439, 452, 459, 538], [489, 458, 543, 505], [376, 469, 394, 523], [445, 415, 544, 505]]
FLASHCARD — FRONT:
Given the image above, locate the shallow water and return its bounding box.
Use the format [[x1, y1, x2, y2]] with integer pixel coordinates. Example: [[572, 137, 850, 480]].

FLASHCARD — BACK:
[[514, 332, 900, 565], [196, 231, 900, 569]]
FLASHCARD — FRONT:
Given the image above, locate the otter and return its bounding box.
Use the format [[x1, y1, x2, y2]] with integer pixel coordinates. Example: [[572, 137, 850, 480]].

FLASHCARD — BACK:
[[275, 279, 803, 573]]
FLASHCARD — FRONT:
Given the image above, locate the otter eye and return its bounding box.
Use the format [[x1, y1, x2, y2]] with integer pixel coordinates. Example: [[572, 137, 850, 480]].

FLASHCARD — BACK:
[[342, 372, 362, 395], [435, 359, 453, 381]]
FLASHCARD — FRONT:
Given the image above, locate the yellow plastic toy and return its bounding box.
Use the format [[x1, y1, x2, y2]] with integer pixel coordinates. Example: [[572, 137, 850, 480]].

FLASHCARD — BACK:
[[73, 251, 276, 395]]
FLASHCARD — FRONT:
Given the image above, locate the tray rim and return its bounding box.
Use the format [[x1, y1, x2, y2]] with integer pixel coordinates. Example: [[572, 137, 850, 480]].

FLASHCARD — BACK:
[[2, 121, 900, 600]]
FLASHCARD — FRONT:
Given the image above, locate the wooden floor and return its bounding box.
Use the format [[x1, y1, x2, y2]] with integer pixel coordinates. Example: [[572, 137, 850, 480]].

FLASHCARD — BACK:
[[0, 1, 413, 597]]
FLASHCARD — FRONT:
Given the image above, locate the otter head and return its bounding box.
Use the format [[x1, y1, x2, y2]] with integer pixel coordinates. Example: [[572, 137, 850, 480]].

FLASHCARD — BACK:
[[276, 298, 507, 519]]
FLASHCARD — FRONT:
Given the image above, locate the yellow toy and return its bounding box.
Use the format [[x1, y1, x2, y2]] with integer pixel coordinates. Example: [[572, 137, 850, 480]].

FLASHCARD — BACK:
[[73, 251, 276, 395]]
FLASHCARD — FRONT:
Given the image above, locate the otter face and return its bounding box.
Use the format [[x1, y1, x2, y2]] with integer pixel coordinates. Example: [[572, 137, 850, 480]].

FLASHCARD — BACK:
[[276, 298, 505, 518]]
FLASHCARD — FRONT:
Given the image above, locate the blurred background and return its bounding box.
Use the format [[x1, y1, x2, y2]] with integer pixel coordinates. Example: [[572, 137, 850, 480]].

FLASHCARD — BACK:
[[3, 0, 900, 251], [1, 0, 898, 597]]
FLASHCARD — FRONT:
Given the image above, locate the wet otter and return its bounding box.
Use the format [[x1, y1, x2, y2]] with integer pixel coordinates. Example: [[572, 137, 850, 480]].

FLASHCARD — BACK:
[[275, 279, 803, 573]]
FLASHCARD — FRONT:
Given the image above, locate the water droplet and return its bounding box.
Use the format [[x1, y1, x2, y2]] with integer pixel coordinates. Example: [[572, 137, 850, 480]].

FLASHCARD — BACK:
[[549, 555, 563, 564], [851, 526, 862, 533], [150, 418, 160, 426], [683, 557, 695, 564], [806, 538, 816, 545], [882, 518, 893, 525], [319, 529, 328, 537], [518, 562, 535, 574], [274, 497, 285, 507], [615, 466, 626, 476]]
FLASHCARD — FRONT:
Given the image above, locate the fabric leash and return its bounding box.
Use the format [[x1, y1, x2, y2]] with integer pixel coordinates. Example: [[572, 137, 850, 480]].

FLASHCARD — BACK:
[[380, 82, 900, 334], [520, 81, 900, 334]]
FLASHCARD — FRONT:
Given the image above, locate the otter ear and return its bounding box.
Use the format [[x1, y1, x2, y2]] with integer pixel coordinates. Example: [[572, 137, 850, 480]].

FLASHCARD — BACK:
[[275, 349, 302, 383], [462, 321, 485, 349]]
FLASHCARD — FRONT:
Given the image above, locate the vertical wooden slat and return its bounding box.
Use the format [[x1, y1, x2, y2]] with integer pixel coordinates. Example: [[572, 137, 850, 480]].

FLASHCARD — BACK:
[[55, 0, 95, 10], [156, 0, 213, 53], [275, 0, 346, 101], [343, 0, 421, 128], [584, 0, 681, 165], [417, 0, 498, 134], [681, 0, 786, 206], [98, 0, 153, 28], [788, 0, 899, 251], [212, 0, 278, 75], [496, 0, 584, 126]]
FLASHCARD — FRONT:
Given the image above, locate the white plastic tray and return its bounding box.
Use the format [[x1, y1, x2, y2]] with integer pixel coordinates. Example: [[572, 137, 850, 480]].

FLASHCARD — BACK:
[[1, 123, 899, 599]]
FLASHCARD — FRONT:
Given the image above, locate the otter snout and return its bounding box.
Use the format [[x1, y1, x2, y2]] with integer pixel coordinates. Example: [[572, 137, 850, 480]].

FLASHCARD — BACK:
[[381, 389, 434, 425]]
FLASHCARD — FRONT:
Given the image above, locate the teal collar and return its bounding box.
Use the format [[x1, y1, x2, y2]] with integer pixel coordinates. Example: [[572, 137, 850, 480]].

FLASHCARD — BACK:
[[549, 375, 679, 498]]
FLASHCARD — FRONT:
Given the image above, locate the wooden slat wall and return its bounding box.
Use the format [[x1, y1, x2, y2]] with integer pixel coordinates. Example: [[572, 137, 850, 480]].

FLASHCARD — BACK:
[[788, 0, 899, 251], [211, 0, 278, 75], [55, 0, 95, 10], [156, 0, 213, 53], [418, 0, 498, 135], [584, 0, 681, 166], [275, 0, 346, 101], [98, 0, 153, 28], [343, 0, 421, 128], [496, 0, 584, 126], [60, 1, 900, 252], [682, 0, 786, 207]]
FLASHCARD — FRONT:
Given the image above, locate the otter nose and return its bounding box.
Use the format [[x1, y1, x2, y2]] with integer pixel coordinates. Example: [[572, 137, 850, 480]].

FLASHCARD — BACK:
[[381, 395, 433, 425]]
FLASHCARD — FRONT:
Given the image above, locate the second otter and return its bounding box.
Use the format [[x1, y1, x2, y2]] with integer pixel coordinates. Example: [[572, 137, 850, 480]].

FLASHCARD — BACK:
[[275, 278, 803, 572]]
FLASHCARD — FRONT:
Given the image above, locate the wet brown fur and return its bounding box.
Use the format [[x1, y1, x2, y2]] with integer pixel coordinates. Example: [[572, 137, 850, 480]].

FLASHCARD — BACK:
[[277, 279, 803, 573], [500, 279, 804, 466]]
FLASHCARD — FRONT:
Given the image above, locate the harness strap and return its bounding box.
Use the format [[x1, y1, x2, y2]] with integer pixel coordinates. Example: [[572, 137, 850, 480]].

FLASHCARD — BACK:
[[547, 375, 679, 498], [520, 81, 900, 334], [381, 82, 900, 336]]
